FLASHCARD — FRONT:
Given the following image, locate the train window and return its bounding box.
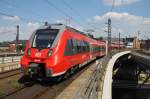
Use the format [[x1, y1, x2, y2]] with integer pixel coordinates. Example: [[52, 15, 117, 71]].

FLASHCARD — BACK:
[[92, 45, 100, 53], [100, 46, 105, 52], [65, 39, 90, 54], [72, 39, 78, 54], [80, 40, 84, 53], [87, 42, 90, 51], [32, 29, 59, 48], [77, 40, 81, 53], [64, 39, 74, 56], [77, 40, 87, 53], [84, 42, 87, 52], [84, 41, 90, 52]]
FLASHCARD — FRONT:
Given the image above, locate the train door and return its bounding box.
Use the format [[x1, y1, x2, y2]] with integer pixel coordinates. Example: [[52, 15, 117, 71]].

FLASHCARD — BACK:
[[64, 38, 75, 67], [89, 44, 94, 60]]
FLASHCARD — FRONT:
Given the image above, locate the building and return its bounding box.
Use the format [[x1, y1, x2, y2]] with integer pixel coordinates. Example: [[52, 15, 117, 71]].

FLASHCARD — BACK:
[[0, 40, 27, 52], [0, 43, 10, 52], [0, 44, 9, 52], [123, 37, 134, 48], [133, 37, 141, 49], [9, 40, 27, 52], [140, 39, 150, 50]]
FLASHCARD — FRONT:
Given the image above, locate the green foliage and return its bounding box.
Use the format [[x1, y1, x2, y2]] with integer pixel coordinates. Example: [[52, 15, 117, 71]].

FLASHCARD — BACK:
[[21, 41, 26, 51], [8, 79, 22, 89], [0, 91, 6, 97]]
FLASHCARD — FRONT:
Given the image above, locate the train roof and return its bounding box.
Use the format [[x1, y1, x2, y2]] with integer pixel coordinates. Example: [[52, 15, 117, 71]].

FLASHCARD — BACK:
[[38, 23, 66, 30], [38, 23, 106, 45], [39, 23, 87, 35]]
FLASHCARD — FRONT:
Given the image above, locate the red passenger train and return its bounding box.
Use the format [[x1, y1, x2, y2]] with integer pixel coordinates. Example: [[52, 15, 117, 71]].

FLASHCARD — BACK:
[[20, 23, 106, 80]]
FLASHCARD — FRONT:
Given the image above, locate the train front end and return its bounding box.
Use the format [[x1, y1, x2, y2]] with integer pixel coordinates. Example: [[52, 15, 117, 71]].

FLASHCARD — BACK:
[[20, 24, 63, 79]]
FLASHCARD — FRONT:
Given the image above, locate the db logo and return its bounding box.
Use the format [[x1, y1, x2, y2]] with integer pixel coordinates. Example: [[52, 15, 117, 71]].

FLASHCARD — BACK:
[[35, 52, 41, 57], [82, 54, 86, 59]]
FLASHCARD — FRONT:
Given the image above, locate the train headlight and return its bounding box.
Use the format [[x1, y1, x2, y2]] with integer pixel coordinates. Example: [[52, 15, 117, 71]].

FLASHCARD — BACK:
[[27, 48, 31, 56], [47, 50, 52, 57]]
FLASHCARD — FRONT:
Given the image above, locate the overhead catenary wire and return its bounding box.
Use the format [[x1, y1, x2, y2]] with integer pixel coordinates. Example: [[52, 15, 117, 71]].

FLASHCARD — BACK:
[[1, 0, 94, 31], [43, 0, 71, 18], [43, 0, 86, 28], [0, 31, 15, 34], [1, 0, 18, 9], [61, 0, 84, 21], [0, 11, 14, 17], [61, 0, 101, 32], [110, 0, 115, 12], [0, 0, 50, 23], [0, 0, 44, 23], [0, 31, 16, 36], [0, 10, 43, 23], [0, 0, 100, 33]]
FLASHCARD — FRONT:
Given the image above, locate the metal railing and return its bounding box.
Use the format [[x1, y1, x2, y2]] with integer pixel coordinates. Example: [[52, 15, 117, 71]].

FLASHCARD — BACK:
[[0, 53, 23, 57], [0, 63, 20, 73], [73, 57, 109, 99], [73, 49, 128, 99], [0, 55, 22, 64], [132, 51, 150, 59], [73, 50, 150, 99]]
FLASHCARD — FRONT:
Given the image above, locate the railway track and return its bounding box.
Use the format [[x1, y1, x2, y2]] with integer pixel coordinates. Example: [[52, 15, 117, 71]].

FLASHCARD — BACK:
[[136, 50, 150, 56], [3, 60, 97, 99], [0, 69, 21, 79]]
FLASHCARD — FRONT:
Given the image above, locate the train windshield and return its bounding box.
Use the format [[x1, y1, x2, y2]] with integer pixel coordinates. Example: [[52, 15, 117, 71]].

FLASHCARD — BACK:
[[32, 29, 59, 48]]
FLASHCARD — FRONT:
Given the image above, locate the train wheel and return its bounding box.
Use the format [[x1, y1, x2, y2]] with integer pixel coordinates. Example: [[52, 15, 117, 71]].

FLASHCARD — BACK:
[[63, 71, 70, 80], [74, 65, 79, 72], [76, 65, 80, 70], [56, 76, 63, 82], [51, 75, 63, 83], [70, 67, 75, 75]]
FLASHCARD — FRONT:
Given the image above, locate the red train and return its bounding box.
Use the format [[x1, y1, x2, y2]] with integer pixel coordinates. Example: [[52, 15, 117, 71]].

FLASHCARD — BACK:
[[20, 23, 106, 80]]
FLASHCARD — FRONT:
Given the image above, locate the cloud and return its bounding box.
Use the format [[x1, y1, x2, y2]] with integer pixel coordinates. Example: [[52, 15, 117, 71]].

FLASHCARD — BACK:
[[26, 22, 40, 28], [2, 15, 20, 21], [0, 27, 15, 33], [89, 12, 150, 39], [93, 12, 143, 22], [73, 25, 84, 31], [103, 0, 140, 6], [56, 20, 63, 23], [0, 27, 16, 41], [93, 16, 103, 21], [143, 19, 150, 24], [0, 21, 85, 42], [19, 22, 40, 40], [0, 22, 40, 42]]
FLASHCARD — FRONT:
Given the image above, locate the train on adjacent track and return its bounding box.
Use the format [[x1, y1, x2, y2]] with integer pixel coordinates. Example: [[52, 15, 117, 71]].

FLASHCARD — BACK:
[[20, 23, 106, 80]]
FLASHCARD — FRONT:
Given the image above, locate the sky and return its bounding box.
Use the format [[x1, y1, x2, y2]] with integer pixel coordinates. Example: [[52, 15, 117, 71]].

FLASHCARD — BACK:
[[0, 0, 150, 42]]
